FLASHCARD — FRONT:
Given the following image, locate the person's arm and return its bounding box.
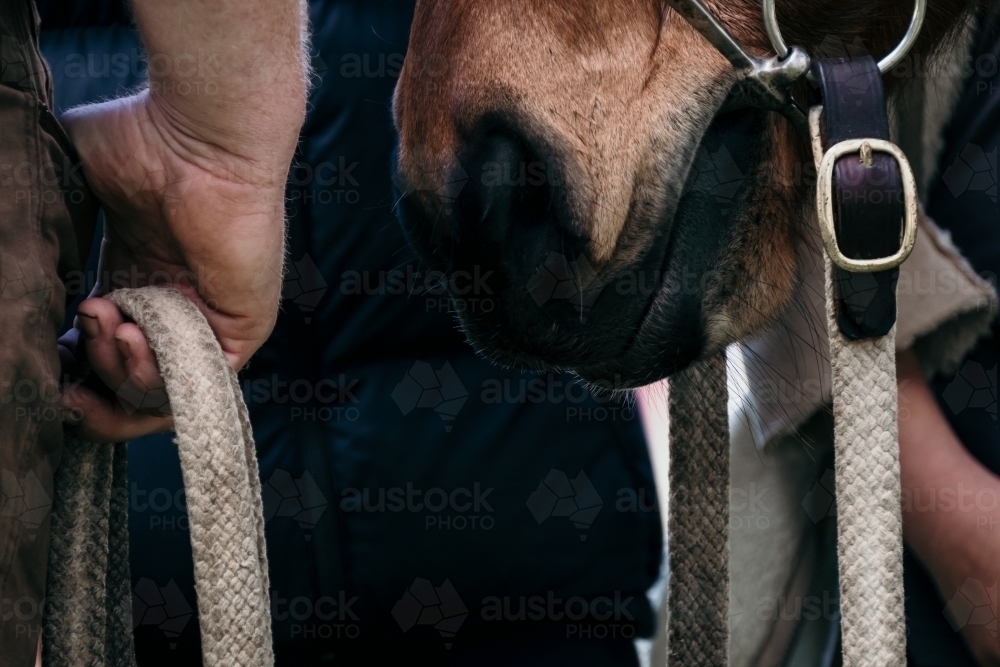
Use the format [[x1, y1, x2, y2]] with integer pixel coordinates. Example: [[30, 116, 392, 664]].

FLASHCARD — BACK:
[[127, 0, 308, 164], [59, 1, 309, 442], [898, 349, 1000, 666]]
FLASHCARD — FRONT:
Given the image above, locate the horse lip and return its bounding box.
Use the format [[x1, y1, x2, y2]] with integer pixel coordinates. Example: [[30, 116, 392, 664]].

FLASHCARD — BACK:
[[430, 127, 711, 387], [443, 106, 755, 388], [450, 236, 687, 389], [392, 80, 741, 387]]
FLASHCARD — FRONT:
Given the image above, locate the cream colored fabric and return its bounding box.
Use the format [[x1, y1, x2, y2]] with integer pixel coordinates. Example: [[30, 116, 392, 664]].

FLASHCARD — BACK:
[[44, 287, 274, 667], [736, 214, 996, 451]]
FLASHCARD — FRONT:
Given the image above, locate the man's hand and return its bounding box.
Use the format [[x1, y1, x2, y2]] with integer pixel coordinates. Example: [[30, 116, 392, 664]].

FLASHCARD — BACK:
[[60, 0, 308, 442]]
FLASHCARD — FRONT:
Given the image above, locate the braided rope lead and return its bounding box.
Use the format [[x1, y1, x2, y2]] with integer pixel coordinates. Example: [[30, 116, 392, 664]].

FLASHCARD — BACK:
[[45, 287, 274, 667], [667, 352, 730, 666], [825, 262, 907, 667], [807, 103, 907, 666]]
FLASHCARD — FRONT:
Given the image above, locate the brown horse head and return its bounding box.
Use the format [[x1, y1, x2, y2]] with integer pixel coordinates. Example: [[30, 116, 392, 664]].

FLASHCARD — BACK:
[[392, 0, 975, 388]]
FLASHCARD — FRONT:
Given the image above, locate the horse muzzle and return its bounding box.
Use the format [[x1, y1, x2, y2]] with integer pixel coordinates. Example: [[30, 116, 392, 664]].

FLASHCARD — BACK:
[[392, 103, 770, 388]]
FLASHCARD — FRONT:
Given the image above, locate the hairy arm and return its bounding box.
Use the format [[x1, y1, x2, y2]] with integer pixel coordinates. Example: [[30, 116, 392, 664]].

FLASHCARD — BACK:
[[129, 0, 308, 166], [59, 1, 308, 442], [898, 349, 1000, 666]]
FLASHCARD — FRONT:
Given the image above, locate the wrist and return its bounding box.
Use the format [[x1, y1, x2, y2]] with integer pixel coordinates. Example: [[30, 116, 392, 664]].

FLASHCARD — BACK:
[[141, 89, 300, 192]]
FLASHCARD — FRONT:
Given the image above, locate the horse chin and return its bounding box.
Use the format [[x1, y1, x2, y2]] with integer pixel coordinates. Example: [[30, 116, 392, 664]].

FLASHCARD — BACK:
[[450, 255, 711, 390], [395, 108, 776, 390], [452, 316, 693, 391]]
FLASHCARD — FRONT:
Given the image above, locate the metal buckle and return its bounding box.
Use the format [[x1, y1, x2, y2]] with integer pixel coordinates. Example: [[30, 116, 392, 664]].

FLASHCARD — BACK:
[[808, 107, 918, 273]]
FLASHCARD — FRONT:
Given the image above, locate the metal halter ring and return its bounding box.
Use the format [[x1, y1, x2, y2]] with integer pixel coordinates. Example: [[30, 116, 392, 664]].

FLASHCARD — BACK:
[[763, 0, 927, 74]]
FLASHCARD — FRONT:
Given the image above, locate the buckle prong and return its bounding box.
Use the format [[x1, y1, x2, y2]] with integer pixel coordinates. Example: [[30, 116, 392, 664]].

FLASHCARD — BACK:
[[859, 141, 874, 167]]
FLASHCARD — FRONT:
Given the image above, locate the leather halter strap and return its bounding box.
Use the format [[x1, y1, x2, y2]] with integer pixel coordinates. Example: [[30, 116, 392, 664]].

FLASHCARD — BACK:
[[813, 57, 904, 339]]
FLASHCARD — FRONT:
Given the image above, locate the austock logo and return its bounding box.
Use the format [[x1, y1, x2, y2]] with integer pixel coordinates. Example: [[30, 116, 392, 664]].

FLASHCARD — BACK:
[[527, 252, 603, 321], [1, 35, 29, 89], [802, 469, 837, 524], [287, 157, 362, 206], [272, 590, 361, 641], [282, 254, 328, 323], [392, 578, 468, 649], [132, 578, 195, 649], [338, 265, 496, 316], [249, 252, 329, 323], [58, 47, 219, 85], [942, 360, 997, 421], [0, 593, 45, 636], [0, 252, 54, 322], [942, 144, 997, 203], [241, 374, 361, 423], [261, 470, 329, 541], [480, 590, 639, 640], [1, 469, 51, 538], [391, 143, 469, 216], [480, 374, 637, 423], [754, 590, 840, 623], [392, 361, 469, 432], [526, 469, 603, 541], [113, 148, 193, 216], [729, 482, 772, 532], [309, 50, 328, 84], [337, 51, 404, 79], [836, 270, 884, 312], [944, 578, 997, 638], [2, 377, 82, 424], [340, 482, 495, 531], [115, 376, 170, 417], [684, 142, 745, 214]]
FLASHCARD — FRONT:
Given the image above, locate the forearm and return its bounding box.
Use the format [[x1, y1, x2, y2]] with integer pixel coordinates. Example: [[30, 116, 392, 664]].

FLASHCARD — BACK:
[[898, 349, 1000, 665], [129, 0, 309, 173], [55, 2, 310, 442]]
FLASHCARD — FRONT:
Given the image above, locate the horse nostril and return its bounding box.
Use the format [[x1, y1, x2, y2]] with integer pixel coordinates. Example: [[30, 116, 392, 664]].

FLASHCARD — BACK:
[[456, 131, 558, 245], [439, 127, 594, 329]]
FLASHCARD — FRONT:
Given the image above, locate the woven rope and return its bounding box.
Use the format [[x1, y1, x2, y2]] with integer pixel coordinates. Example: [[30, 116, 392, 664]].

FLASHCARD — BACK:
[[664, 251, 905, 663], [806, 103, 907, 665], [666, 352, 730, 666], [825, 260, 907, 666], [44, 287, 274, 667]]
